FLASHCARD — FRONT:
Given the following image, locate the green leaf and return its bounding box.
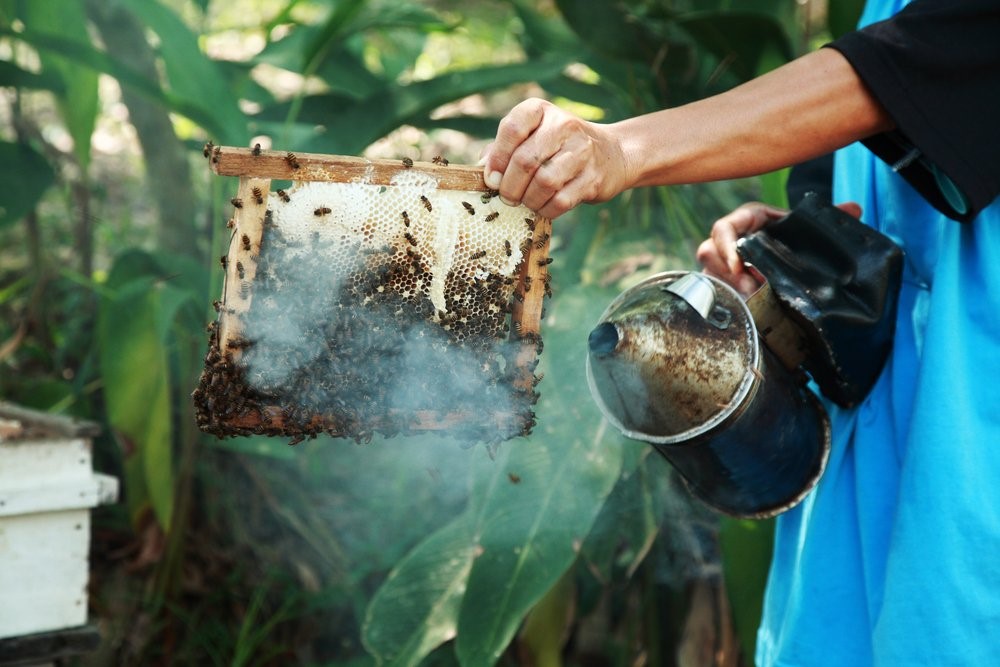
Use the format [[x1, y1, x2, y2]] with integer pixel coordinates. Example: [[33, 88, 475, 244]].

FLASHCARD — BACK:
[[362, 513, 478, 667], [24, 0, 99, 169], [828, 0, 866, 38], [0, 141, 56, 227], [301, 55, 573, 155], [116, 0, 246, 145], [99, 250, 178, 529], [0, 25, 228, 139], [580, 449, 661, 582], [553, 0, 665, 62], [720, 517, 774, 661], [675, 11, 793, 83], [454, 282, 626, 666], [0, 59, 65, 92]]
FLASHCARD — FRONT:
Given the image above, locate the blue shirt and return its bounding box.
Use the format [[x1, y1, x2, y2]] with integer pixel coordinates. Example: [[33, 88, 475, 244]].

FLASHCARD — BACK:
[[756, 2, 1000, 665]]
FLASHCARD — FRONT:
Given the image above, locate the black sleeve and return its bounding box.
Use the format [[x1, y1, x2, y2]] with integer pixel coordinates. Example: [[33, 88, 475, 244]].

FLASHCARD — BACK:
[[826, 0, 1000, 222]]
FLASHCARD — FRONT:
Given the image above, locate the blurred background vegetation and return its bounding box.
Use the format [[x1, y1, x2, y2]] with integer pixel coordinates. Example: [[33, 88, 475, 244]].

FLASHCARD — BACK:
[[0, 0, 859, 665]]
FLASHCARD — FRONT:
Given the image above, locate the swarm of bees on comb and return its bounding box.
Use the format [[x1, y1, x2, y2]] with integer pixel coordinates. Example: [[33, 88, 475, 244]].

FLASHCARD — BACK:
[[192, 145, 553, 447]]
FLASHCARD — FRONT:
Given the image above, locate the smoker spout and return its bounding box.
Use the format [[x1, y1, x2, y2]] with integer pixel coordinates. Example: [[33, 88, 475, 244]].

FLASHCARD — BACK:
[[588, 322, 620, 356]]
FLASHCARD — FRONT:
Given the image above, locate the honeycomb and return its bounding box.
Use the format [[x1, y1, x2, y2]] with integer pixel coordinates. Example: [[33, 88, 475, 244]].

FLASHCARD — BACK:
[[193, 149, 549, 447]]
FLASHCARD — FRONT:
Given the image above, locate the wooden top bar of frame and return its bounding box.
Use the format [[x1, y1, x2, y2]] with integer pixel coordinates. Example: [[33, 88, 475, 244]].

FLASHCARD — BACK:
[[209, 146, 489, 191]]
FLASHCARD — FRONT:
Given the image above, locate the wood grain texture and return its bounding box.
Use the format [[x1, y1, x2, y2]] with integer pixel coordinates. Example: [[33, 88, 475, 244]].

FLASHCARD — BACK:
[[208, 146, 488, 191]]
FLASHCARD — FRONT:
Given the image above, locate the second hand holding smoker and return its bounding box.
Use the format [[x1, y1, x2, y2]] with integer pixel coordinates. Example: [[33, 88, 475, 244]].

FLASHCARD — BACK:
[[587, 194, 903, 518]]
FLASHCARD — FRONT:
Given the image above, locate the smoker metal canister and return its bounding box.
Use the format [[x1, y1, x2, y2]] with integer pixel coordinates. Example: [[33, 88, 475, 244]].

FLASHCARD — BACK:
[[586, 271, 831, 518]]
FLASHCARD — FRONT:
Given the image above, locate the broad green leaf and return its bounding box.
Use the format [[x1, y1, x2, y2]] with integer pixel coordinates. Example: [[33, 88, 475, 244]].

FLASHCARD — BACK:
[[720, 517, 774, 660], [362, 513, 478, 667], [675, 11, 793, 83], [99, 251, 177, 529], [24, 0, 99, 169], [0, 59, 65, 92], [116, 0, 246, 145], [554, 0, 665, 63], [455, 282, 626, 666], [0, 26, 227, 138], [517, 569, 575, 667], [580, 450, 661, 583], [828, 0, 866, 38], [0, 141, 56, 228], [302, 55, 573, 155]]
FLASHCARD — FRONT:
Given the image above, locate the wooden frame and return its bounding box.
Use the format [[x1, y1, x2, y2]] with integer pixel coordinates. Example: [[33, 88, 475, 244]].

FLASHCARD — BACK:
[[193, 146, 552, 444]]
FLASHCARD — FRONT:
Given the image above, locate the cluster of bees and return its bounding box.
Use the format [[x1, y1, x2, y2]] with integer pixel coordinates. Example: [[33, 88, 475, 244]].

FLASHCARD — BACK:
[[193, 149, 548, 447]]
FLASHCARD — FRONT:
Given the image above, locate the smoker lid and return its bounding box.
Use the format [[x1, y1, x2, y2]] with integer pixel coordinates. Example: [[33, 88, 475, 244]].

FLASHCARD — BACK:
[[586, 271, 759, 444]]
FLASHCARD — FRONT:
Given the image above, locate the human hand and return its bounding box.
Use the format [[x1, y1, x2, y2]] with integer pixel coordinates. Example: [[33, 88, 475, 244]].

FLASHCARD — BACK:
[[696, 201, 862, 296], [482, 98, 628, 219]]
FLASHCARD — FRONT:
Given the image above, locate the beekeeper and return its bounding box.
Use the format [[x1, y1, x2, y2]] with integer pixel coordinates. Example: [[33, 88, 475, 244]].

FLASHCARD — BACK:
[[485, 0, 1000, 664]]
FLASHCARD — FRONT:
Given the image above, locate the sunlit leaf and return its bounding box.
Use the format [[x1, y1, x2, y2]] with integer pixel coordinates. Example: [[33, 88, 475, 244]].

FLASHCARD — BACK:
[[0, 141, 56, 228], [24, 0, 99, 169], [116, 0, 246, 145], [0, 25, 227, 138]]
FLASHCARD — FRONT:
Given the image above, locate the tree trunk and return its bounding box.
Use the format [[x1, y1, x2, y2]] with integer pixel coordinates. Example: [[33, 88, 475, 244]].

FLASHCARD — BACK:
[[85, 0, 200, 260]]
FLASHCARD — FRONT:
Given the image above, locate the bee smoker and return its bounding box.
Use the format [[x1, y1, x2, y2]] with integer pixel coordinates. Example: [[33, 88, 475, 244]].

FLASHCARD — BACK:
[[587, 272, 830, 518], [587, 195, 903, 518]]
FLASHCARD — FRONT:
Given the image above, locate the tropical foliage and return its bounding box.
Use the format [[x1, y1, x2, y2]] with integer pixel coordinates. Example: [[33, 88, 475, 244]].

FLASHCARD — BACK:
[[0, 0, 849, 664]]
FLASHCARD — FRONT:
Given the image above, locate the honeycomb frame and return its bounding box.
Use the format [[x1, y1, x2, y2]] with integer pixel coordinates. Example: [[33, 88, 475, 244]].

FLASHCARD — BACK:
[[192, 146, 552, 445]]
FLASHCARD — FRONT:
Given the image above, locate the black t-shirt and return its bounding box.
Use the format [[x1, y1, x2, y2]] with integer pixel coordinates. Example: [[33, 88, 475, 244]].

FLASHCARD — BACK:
[[826, 0, 1000, 222]]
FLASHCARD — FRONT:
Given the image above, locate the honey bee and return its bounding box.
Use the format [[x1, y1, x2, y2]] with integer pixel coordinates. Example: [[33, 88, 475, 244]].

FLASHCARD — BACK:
[[523, 276, 532, 292], [285, 152, 300, 169], [481, 189, 499, 204], [251, 187, 263, 205], [404, 231, 418, 246], [402, 157, 413, 168], [534, 232, 550, 249], [419, 195, 432, 212], [241, 234, 251, 251], [219, 255, 227, 269], [532, 373, 544, 387], [462, 201, 475, 215], [239, 281, 251, 299], [202, 140, 215, 158], [236, 260, 245, 279], [314, 207, 332, 216], [227, 336, 254, 350], [276, 189, 290, 202], [227, 218, 235, 229], [230, 197, 243, 209], [470, 249, 487, 260], [504, 240, 512, 257], [524, 217, 536, 231], [251, 143, 262, 156], [432, 155, 449, 166], [514, 292, 525, 303], [401, 210, 410, 227], [212, 145, 222, 163], [537, 257, 553, 267], [508, 472, 521, 484]]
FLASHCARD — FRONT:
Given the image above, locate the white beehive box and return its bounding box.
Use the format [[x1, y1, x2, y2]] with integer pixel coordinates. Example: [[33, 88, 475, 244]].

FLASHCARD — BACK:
[[0, 402, 119, 641]]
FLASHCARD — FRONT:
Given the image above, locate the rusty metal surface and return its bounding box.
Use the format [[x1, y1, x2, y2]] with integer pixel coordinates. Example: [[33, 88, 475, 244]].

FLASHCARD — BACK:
[[587, 271, 831, 518], [587, 271, 757, 443]]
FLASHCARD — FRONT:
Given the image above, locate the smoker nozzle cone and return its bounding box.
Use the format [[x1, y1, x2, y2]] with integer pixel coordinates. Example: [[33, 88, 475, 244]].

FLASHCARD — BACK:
[[588, 322, 619, 356]]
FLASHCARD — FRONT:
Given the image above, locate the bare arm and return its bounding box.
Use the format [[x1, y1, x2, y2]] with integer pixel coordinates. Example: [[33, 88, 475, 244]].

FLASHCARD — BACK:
[[484, 48, 893, 219]]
